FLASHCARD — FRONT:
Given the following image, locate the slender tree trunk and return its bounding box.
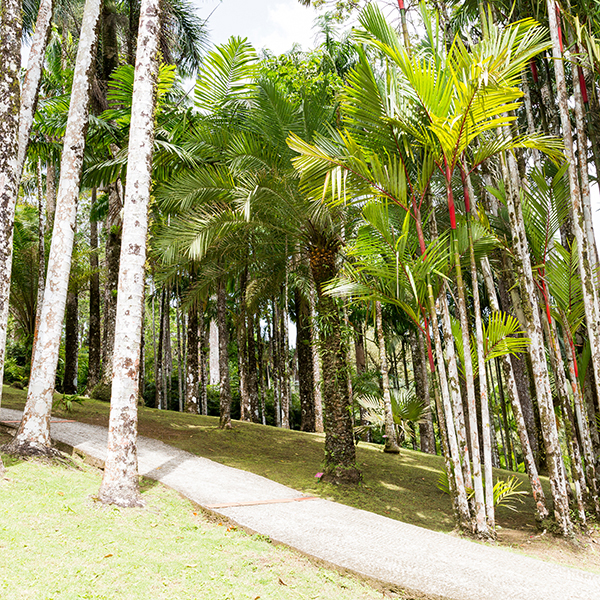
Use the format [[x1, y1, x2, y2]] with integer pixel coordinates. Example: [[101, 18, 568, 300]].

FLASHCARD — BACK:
[[87, 190, 101, 393], [63, 286, 79, 395], [547, 2, 600, 457], [209, 317, 219, 386], [256, 316, 266, 424], [217, 278, 232, 429], [272, 303, 281, 427], [101, 183, 122, 385], [7, 0, 102, 455], [246, 311, 260, 423], [199, 308, 209, 415], [176, 295, 183, 411], [427, 283, 472, 530], [295, 289, 315, 432], [237, 271, 250, 421], [501, 144, 572, 534], [185, 301, 199, 413], [0, 0, 21, 413], [279, 292, 290, 429], [411, 328, 435, 453], [481, 257, 548, 518], [98, 0, 160, 506], [0, 0, 54, 407], [155, 289, 165, 409], [439, 289, 472, 485], [309, 281, 324, 432], [376, 301, 400, 453]]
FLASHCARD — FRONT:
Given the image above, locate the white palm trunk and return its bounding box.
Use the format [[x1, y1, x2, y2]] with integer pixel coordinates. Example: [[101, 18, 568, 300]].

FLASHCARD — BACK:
[[376, 300, 400, 453], [426, 283, 472, 530], [98, 0, 160, 507], [439, 289, 472, 485], [502, 146, 572, 534], [0, 0, 21, 447], [7, 0, 102, 453], [0, 0, 54, 404], [546, 1, 600, 444], [481, 256, 549, 520]]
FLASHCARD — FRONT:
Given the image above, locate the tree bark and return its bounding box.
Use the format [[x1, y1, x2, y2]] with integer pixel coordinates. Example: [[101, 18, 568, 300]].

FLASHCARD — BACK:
[[101, 183, 122, 385], [501, 142, 572, 534], [63, 287, 79, 395], [98, 0, 160, 506], [0, 0, 21, 408], [481, 256, 548, 520], [246, 311, 260, 423], [87, 190, 101, 393], [310, 245, 360, 484], [547, 1, 600, 471], [411, 328, 435, 453], [199, 307, 209, 415], [376, 301, 400, 453], [295, 288, 315, 431], [7, 0, 102, 455], [217, 278, 232, 429], [309, 281, 324, 432], [185, 301, 199, 413]]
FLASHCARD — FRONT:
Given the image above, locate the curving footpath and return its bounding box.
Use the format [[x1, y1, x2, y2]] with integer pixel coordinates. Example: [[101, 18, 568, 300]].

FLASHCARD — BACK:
[[2, 407, 600, 600]]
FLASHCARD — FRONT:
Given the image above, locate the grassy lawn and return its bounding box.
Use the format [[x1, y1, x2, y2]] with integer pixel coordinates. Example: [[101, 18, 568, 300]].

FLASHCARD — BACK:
[[3, 385, 600, 573], [0, 430, 411, 600]]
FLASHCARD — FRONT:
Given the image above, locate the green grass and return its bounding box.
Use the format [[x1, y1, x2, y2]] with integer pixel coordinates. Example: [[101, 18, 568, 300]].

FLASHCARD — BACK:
[[0, 433, 412, 600], [0, 386, 545, 535]]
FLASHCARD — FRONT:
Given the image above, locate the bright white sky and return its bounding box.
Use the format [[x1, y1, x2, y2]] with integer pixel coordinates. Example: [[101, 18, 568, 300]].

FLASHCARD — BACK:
[[196, 0, 319, 54]]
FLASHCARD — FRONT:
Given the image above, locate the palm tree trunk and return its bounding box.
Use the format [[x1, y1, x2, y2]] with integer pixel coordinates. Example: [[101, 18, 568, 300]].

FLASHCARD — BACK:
[[310, 280, 324, 432], [501, 144, 572, 534], [376, 301, 400, 453], [217, 278, 232, 429], [310, 246, 360, 484], [411, 328, 435, 453], [101, 183, 122, 386], [63, 286, 79, 395], [185, 300, 200, 413], [6, 0, 102, 455], [237, 273, 250, 421], [87, 190, 101, 393], [176, 295, 183, 411], [246, 311, 260, 423], [199, 307, 209, 415], [155, 289, 165, 409], [0, 0, 22, 412], [481, 256, 548, 519], [439, 289, 472, 485], [426, 283, 472, 530], [98, 0, 160, 506], [295, 289, 315, 431], [279, 292, 291, 429], [547, 1, 600, 450]]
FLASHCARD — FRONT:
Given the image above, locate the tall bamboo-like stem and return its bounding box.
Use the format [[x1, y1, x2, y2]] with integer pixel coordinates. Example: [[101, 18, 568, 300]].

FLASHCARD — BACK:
[[438, 289, 472, 485], [426, 283, 472, 530], [447, 172, 488, 536], [462, 167, 495, 532], [218, 278, 232, 429], [310, 281, 324, 432], [8, 0, 102, 454], [97, 0, 160, 507], [547, 1, 600, 440], [501, 144, 571, 533], [0, 0, 54, 406], [571, 46, 599, 269], [542, 300, 587, 521], [376, 300, 400, 453], [185, 297, 200, 414], [480, 256, 549, 520], [561, 307, 600, 514]]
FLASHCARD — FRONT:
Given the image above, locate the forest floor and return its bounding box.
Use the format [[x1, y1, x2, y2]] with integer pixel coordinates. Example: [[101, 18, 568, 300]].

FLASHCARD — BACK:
[[2, 385, 600, 576], [0, 429, 403, 600]]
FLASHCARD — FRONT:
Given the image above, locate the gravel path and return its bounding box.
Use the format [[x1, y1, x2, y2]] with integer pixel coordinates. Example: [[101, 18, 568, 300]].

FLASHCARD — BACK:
[[2, 407, 600, 600]]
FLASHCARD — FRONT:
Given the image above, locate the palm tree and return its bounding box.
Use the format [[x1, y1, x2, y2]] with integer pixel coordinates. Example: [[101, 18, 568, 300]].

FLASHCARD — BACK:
[[98, 0, 162, 508], [6, 0, 103, 456]]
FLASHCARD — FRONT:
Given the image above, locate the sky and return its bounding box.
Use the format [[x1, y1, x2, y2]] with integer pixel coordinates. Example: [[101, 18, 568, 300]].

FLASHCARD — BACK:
[[196, 0, 319, 54]]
